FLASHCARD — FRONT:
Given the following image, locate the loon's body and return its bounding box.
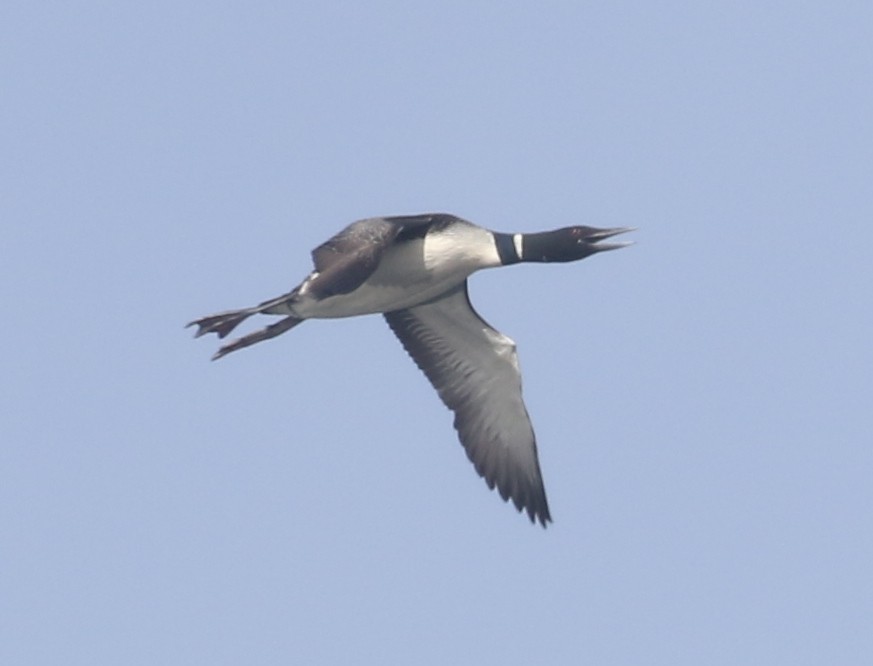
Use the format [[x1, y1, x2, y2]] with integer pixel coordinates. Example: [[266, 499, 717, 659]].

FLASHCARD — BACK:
[[189, 213, 632, 526], [270, 215, 501, 319]]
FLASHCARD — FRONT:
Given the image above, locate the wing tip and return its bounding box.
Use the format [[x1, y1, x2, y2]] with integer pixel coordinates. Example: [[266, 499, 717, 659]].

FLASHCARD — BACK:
[[523, 498, 553, 529], [499, 481, 552, 528]]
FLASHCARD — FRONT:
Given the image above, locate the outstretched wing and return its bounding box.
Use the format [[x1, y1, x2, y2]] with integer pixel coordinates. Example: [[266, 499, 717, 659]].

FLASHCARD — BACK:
[[307, 218, 399, 297], [384, 282, 551, 526], [308, 215, 441, 298]]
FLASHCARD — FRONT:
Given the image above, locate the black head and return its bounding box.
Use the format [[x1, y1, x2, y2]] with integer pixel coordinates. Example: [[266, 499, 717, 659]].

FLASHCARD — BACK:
[[521, 225, 635, 263]]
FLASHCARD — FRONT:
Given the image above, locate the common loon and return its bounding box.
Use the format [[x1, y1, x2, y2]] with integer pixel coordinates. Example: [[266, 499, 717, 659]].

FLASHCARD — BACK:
[[188, 213, 633, 526]]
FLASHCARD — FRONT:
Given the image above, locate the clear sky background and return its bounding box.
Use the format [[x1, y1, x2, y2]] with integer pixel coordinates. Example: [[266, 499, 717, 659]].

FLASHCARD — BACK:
[[3, 2, 871, 664]]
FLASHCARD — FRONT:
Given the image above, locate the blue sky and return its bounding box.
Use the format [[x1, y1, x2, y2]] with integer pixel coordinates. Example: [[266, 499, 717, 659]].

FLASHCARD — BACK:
[[3, 2, 871, 664]]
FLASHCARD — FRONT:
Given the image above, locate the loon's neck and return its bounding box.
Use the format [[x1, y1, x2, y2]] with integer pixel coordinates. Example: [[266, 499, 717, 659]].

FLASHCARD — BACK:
[[494, 230, 579, 264]]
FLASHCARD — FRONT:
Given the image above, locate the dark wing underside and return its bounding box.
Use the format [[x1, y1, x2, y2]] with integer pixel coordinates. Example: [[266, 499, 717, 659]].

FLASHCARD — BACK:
[[307, 215, 446, 299], [384, 283, 551, 526]]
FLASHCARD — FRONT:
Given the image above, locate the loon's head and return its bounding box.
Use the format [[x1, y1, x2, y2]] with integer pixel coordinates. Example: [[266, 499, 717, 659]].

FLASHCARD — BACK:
[[523, 225, 635, 263]]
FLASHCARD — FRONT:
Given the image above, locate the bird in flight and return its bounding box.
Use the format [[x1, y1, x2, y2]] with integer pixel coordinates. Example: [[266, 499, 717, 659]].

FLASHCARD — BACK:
[[188, 213, 632, 526]]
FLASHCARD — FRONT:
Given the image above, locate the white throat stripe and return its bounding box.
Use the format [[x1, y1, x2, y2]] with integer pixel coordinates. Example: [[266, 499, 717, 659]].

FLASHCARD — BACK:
[[513, 234, 523, 259]]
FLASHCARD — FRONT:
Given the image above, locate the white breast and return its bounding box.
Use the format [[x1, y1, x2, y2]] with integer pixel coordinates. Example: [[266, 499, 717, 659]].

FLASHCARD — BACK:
[[422, 223, 502, 275]]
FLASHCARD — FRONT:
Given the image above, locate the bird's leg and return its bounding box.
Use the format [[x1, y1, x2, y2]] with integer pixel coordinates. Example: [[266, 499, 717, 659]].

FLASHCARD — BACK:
[[186, 308, 258, 339], [186, 288, 299, 340], [211, 315, 303, 361]]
